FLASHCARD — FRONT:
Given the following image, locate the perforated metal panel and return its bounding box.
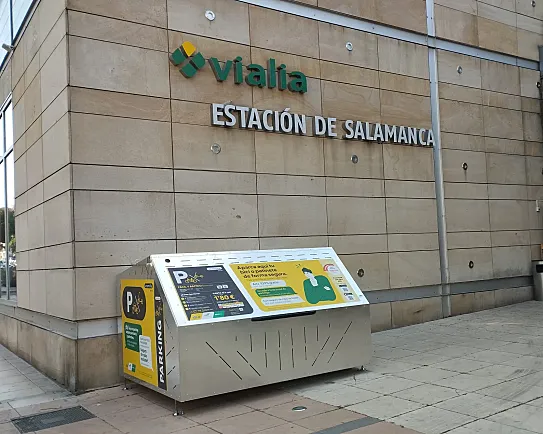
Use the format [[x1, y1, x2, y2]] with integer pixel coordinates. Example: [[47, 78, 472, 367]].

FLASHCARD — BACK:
[[12, 407, 95, 433], [177, 305, 371, 401]]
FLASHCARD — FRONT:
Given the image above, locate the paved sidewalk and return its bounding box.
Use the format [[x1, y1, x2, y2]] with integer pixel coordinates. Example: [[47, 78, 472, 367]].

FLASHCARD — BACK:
[[0, 345, 70, 420], [0, 301, 542, 433], [288, 301, 543, 433]]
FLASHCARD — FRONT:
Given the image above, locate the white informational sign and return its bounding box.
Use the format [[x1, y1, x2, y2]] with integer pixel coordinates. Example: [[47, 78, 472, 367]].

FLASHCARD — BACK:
[[152, 248, 370, 327], [139, 335, 153, 370]]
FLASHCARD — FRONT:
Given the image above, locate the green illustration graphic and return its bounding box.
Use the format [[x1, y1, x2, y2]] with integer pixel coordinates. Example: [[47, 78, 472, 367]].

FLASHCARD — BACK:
[[302, 268, 337, 305], [169, 41, 206, 78]]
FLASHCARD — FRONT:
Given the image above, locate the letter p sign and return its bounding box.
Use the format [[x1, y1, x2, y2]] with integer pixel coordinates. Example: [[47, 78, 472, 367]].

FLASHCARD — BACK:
[[126, 292, 133, 312], [173, 270, 188, 284], [122, 286, 146, 321]]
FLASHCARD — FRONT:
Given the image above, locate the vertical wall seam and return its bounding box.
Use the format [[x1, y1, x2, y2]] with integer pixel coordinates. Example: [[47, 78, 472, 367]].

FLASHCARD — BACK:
[[316, 16, 330, 251], [426, 0, 451, 317], [66, 10, 77, 323], [247, 4, 261, 249], [480, 70, 493, 281], [165, 0, 178, 255]]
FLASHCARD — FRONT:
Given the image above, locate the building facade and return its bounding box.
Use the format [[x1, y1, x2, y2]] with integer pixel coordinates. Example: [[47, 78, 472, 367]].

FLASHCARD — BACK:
[[0, 0, 541, 391]]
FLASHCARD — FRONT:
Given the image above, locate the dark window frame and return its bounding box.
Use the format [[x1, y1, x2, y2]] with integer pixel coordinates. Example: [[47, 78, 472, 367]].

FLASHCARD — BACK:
[[0, 98, 14, 300]]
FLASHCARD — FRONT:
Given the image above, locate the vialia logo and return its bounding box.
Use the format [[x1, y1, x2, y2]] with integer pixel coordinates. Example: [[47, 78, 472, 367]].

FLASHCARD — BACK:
[[170, 41, 308, 94]]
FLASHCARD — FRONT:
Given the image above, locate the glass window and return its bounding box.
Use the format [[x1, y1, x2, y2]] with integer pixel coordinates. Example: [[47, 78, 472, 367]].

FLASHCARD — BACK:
[[0, 101, 13, 301], [0, 159, 5, 300], [12, 0, 33, 38], [0, 0, 38, 68], [0, 0, 9, 66], [6, 153, 14, 300], [0, 113, 4, 155], [5, 103, 12, 150]]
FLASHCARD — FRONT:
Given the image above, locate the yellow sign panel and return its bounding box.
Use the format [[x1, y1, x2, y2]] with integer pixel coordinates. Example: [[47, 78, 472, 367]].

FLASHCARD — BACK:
[[230, 259, 360, 312], [121, 279, 167, 390]]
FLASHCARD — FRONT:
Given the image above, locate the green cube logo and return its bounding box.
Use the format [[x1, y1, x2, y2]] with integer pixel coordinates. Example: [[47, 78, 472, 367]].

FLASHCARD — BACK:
[[170, 42, 206, 78]]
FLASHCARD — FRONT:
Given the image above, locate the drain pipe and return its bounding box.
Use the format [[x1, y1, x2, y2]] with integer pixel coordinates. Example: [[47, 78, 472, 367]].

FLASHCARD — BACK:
[[427, 0, 451, 318], [539, 46, 543, 134]]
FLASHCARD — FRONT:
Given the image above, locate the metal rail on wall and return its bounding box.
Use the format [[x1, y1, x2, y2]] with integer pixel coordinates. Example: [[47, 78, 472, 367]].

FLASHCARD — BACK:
[[539, 46, 543, 136]]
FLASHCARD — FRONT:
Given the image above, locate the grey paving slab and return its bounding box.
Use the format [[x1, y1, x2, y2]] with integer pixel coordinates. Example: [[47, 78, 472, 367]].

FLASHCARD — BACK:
[[434, 393, 517, 418], [501, 354, 543, 370], [0, 408, 19, 425], [0, 386, 45, 402], [392, 384, 465, 405], [8, 391, 73, 410], [300, 385, 381, 407], [469, 364, 533, 381], [396, 342, 447, 353], [362, 359, 420, 375], [430, 358, 492, 374], [0, 376, 31, 387], [395, 367, 458, 383], [336, 371, 386, 386], [525, 396, 543, 407], [476, 376, 543, 403], [447, 419, 535, 433], [346, 396, 424, 420], [0, 370, 20, 380], [499, 343, 542, 356], [373, 347, 420, 360], [0, 382, 37, 395], [399, 353, 451, 366], [433, 373, 505, 392], [458, 339, 509, 351], [464, 350, 523, 364], [388, 406, 476, 434], [488, 403, 543, 433], [428, 346, 478, 358], [354, 375, 422, 395]]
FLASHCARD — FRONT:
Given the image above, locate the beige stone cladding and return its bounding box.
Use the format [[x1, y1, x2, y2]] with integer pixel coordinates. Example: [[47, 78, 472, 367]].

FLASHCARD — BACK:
[[438, 50, 542, 282], [435, 0, 543, 61], [12, 0, 72, 319], [0, 313, 120, 391], [63, 0, 445, 325], [317, 0, 428, 34]]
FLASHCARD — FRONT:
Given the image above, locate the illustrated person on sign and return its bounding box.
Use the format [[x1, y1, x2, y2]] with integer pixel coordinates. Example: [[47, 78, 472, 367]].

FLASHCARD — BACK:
[[301, 268, 337, 304]]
